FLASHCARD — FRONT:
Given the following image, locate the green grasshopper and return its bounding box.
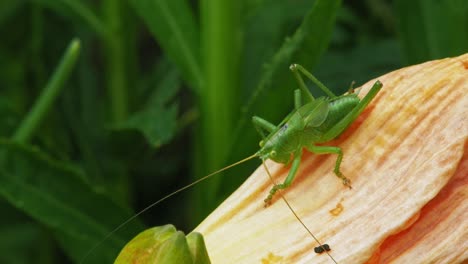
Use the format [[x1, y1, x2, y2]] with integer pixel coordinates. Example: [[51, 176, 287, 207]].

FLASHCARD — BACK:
[[255, 64, 382, 205], [85, 64, 382, 264]]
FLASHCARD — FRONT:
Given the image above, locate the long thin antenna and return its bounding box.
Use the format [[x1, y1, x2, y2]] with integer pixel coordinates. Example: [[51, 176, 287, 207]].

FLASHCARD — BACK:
[[262, 162, 338, 264], [80, 153, 258, 263]]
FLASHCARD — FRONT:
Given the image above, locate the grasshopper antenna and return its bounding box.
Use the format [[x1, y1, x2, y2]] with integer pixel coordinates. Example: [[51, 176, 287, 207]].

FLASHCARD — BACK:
[[262, 161, 338, 264], [80, 153, 258, 263]]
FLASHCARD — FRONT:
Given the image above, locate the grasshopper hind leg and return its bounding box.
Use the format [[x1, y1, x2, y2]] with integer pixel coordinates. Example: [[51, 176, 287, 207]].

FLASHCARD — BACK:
[[307, 144, 352, 189]]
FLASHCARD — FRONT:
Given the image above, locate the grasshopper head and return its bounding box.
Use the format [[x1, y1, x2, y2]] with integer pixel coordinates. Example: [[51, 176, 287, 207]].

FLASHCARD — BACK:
[[256, 138, 291, 164]]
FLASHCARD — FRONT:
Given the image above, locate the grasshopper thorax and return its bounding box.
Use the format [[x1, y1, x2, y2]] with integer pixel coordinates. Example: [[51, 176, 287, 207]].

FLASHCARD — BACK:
[[256, 112, 304, 164]]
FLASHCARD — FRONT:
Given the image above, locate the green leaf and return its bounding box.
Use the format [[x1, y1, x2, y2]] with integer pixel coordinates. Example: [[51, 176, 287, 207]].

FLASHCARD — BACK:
[[115, 64, 180, 148], [130, 0, 203, 91], [117, 104, 178, 148], [33, 0, 108, 37], [241, 0, 314, 95], [291, 0, 343, 68], [0, 201, 46, 264], [0, 97, 20, 137], [395, 0, 468, 64], [315, 39, 402, 93], [223, 0, 342, 169], [0, 0, 25, 26], [0, 224, 43, 264], [0, 140, 145, 263], [237, 0, 342, 134]]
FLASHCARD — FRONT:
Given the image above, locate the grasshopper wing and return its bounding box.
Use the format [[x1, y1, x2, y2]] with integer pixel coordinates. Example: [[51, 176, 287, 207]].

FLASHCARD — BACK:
[[299, 98, 329, 128]]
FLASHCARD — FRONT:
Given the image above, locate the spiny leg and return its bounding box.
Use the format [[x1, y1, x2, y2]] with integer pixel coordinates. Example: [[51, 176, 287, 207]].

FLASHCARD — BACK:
[[252, 116, 276, 140], [294, 89, 302, 110], [290, 64, 314, 102], [306, 144, 352, 188], [321, 80, 382, 142], [290, 64, 337, 99], [264, 149, 302, 206], [347, 80, 356, 94]]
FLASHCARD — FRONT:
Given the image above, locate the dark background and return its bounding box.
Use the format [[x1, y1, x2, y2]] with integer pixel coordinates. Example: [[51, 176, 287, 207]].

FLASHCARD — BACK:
[[0, 0, 466, 263]]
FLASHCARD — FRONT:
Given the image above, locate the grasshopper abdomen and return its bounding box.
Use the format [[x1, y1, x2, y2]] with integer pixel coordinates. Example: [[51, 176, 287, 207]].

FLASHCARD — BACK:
[[316, 94, 360, 135]]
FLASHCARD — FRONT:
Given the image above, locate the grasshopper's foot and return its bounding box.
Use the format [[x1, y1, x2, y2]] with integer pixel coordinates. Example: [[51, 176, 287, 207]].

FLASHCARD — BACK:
[[264, 184, 281, 207], [335, 170, 352, 189], [347, 81, 356, 94], [342, 177, 352, 189]]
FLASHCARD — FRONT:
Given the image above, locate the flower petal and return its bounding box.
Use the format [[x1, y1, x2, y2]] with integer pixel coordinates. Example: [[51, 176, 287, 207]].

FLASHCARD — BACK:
[[195, 54, 468, 264]]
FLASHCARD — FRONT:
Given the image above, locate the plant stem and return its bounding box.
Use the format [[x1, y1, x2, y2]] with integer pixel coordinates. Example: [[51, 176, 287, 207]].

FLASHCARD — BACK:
[[13, 39, 80, 143], [103, 0, 128, 122], [194, 0, 241, 222]]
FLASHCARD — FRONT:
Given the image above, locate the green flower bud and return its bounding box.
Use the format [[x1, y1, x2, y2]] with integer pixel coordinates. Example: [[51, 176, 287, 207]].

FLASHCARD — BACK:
[[186, 232, 211, 264], [115, 224, 211, 264]]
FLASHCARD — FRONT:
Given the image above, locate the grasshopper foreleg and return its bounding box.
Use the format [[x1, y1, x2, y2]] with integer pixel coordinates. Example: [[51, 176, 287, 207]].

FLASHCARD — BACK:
[[252, 116, 276, 141], [264, 149, 302, 206]]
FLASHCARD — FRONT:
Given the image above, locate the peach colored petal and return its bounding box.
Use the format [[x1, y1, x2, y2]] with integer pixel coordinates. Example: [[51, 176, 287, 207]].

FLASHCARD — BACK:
[[372, 143, 467, 264], [194, 54, 468, 264]]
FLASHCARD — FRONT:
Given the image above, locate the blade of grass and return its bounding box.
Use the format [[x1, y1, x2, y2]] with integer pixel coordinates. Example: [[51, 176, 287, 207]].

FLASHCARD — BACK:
[[130, 0, 203, 91], [34, 0, 108, 38], [395, 0, 468, 64], [191, 0, 242, 223], [61, 0, 108, 38], [102, 0, 130, 122], [245, 0, 341, 114], [198, 0, 317, 215], [241, 0, 315, 96], [230, 0, 342, 163], [0, 140, 145, 263], [0, 202, 46, 264], [13, 38, 80, 143]]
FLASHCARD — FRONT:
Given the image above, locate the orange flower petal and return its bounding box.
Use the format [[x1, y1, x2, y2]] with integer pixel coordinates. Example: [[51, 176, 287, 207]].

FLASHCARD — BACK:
[[195, 54, 468, 263], [372, 145, 467, 263]]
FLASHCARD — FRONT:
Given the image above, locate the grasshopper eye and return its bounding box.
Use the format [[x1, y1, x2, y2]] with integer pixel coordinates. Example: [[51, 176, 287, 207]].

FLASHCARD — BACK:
[[259, 140, 264, 147], [269, 150, 277, 158]]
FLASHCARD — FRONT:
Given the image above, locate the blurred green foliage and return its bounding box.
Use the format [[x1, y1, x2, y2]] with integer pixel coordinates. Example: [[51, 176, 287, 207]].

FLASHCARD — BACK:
[[0, 0, 466, 263]]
